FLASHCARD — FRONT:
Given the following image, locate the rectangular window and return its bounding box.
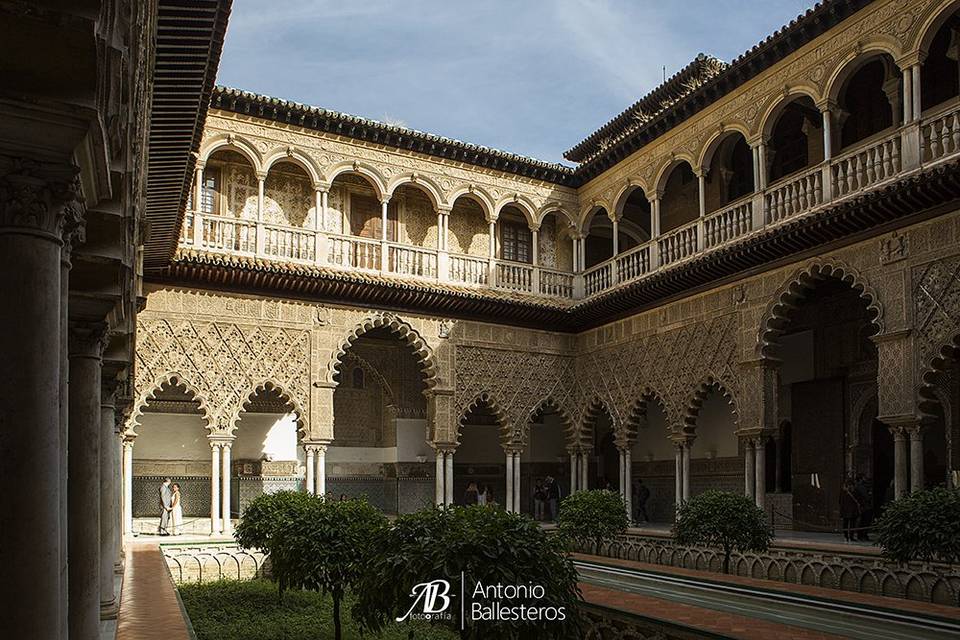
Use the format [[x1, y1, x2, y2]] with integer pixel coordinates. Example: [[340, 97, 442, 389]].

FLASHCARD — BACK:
[[200, 166, 220, 214], [501, 221, 531, 263]]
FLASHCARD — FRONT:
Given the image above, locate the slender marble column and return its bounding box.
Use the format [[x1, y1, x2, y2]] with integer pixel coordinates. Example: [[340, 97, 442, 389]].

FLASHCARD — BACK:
[[505, 452, 514, 512], [681, 443, 691, 503], [911, 64, 921, 122], [512, 452, 521, 513], [893, 427, 908, 499], [821, 108, 833, 161], [444, 450, 454, 507], [909, 426, 924, 494], [436, 449, 445, 505], [569, 451, 578, 493], [618, 450, 626, 495], [611, 217, 619, 255], [754, 438, 766, 510], [123, 439, 134, 536], [316, 445, 327, 496], [579, 451, 589, 492], [305, 446, 316, 494], [210, 442, 221, 535], [624, 449, 633, 520], [380, 198, 390, 241], [674, 445, 682, 507], [99, 399, 118, 618], [69, 323, 106, 640], [902, 67, 913, 123], [221, 441, 233, 535], [744, 439, 756, 499]]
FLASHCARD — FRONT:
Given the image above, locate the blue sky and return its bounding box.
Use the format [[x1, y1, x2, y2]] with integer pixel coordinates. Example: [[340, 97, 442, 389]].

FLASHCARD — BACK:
[[217, 1, 815, 165]]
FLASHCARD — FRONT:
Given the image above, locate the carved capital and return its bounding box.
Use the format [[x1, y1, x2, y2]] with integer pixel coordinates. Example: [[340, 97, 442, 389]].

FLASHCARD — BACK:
[[0, 158, 85, 242], [68, 321, 109, 360]]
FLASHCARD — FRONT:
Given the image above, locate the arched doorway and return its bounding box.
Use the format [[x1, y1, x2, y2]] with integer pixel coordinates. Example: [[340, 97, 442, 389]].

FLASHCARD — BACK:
[[686, 383, 740, 498], [628, 396, 674, 523], [764, 272, 882, 530], [330, 326, 433, 514], [525, 401, 573, 520], [582, 402, 617, 491], [455, 396, 508, 508]]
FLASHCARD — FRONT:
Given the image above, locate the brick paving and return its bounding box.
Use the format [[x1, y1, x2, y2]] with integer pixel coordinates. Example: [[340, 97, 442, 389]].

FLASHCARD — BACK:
[[574, 553, 960, 620], [581, 582, 848, 639], [116, 543, 192, 640]]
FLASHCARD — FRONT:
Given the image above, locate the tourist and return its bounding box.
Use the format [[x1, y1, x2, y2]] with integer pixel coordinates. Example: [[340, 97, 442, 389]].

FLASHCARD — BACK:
[[546, 475, 561, 521], [464, 481, 479, 505], [170, 483, 184, 535], [477, 483, 487, 506], [533, 480, 547, 521], [634, 478, 650, 523], [157, 477, 173, 536], [839, 479, 861, 542]]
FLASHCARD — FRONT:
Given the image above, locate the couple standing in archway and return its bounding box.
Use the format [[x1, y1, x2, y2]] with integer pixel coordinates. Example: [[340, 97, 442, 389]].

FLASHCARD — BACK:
[[157, 477, 184, 536]]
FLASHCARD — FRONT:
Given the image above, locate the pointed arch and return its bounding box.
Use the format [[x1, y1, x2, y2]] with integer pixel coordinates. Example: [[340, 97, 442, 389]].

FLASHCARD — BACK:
[[579, 397, 620, 447], [458, 391, 511, 445], [758, 260, 884, 359], [683, 377, 740, 435], [386, 173, 445, 209], [525, 396, 576, 444], [229, 379, 307, 437], [327, 313, 439, 389], [919, 332, 960, 411], [324, 161, 388, 199], [624, 387, 671, 442], [262, 146, 322, 185], [130, 372, 213, 434], [199, 133, 263, 174]]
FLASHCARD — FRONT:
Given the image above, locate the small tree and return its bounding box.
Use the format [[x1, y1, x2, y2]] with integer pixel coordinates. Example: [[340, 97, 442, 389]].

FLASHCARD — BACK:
[[673, 490, 773, 574], [233, 490, 313, 598], [876, 487, 960, 564], [278, 497, 387, 640], [557, 489, 629, 555], [353, 505, 582, 640]]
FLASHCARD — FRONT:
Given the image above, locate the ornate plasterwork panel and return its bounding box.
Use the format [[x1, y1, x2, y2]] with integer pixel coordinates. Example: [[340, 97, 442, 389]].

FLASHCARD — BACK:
[[915, 254, 960, 379]]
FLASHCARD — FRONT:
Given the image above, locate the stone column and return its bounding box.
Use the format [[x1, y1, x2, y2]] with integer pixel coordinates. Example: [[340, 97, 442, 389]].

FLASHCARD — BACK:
[[681, 442, 691, 503], [569, 450, 578, 493], [623, 449, 633, 520], [757, 140, 768, 189], [902, 66, 913, 123], [221, 440, 233, 536], [0, 166, 81, 640], [892, 426, 909, 499], [909, 425, 925, 494], [256, 173, 266, 254], [435, 448, 445, 505], [821, 105, 833, 161], [744, 438, 756, 499], [697, 171, 706, 218], [444, 449, 454, 507], [209, 440, 221, 535], [580, 451, 590, 491], [193, 164, 204, 246], [674, 444, 682, 507], [610, 216, 619, 256], [316, 444, 327, 496], [69, 322, 107, 640], [513, 451, 521, 513], [911, 64, 921, 121], [505, 451, 514, 512], [618, 449, 626, 495], [123, 438, 135, 536], [754, 437, 766, 510], [99, 397, 119, 619], [305, 445, 316, 494]]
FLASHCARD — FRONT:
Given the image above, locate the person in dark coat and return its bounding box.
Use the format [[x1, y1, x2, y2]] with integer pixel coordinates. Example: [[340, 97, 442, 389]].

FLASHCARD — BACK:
[[854, 473, 873, 541], [545, 476, 561, 521], [464, 481, 479, 506], [839, 479, 861, 542]]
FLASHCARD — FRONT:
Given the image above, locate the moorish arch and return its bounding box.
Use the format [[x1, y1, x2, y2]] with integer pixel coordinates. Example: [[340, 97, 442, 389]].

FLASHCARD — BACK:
[[758, 260, 884, 360], [229, 379, 307, 436], [682, 377, 741, 436], [198, 132, 264, 174], [324, 160, 388, 200], [386, 173, 445, 210], [327, 313, 440, 389], [625, 389, 677, 522], [455, 392, 514, 508], [525, 396, 576, 444], [130, 372, 213, 433], [261, 146, 322, 185], [579, 398, 620, 490]]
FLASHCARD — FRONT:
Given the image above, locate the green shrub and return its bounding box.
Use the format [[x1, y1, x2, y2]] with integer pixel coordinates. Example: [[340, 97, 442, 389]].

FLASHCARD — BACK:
[[233, 490, 313, 596], [557, 489, 629, 555], [353, 505, 582, 640], [876, 487, 960, 564], [672, 490, 773, 574]]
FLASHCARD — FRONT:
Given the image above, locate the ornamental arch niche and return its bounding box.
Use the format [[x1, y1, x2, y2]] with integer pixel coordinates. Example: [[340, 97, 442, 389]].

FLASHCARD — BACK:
[[919, 332, 960, 489], [827, 51, 902, 151], [448, 192, 493, 260], [657, 158, 699, 234], [535, 207, 576, 272], [262, 159, 314, 228], [199, 134, 263, 175], [682, 379, 742, 500], [129, 375, 214, 520], [456, 392, 511, 507], [198, 148, 260, 225], [758, 261, 885, 531], [390, 181, 443, 251], [581, 398, 619, 491], [582, 204, 614, 269], [761, 92, 824, 184], [626, 390, 677, 523], [612, 185, 652, 254], [699, 129, 755, 214]]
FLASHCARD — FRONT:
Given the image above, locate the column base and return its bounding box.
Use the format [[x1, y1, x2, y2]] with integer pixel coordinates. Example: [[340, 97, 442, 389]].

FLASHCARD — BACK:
[[114, 560, 124, 575], [99, 599, 119, 620]]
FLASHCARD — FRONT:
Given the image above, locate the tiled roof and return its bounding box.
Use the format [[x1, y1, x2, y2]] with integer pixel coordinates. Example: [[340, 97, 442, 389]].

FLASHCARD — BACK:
[[211, 87, 579, 186]]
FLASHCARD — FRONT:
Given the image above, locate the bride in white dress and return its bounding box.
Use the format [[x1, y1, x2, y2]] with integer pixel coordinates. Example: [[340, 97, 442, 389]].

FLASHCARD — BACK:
[[170, 483, 184, 535]]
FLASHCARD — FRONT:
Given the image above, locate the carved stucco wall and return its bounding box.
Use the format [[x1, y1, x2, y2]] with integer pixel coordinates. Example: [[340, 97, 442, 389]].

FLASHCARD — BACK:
[[134, 211, 960, 452]]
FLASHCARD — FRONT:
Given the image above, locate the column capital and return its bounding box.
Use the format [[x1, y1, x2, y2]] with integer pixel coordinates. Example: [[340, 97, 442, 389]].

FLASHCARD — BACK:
[[815, 98, 839, 114], [68, 321, 109, 359], [0, 157, 85, 242], [255, 171, 268, 182], [436, 205, 452, 214], [313, 181, 331, 193], [303, 442, 329, 453], [379, 195, 391, 205], [208, 435, 235, 448]]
